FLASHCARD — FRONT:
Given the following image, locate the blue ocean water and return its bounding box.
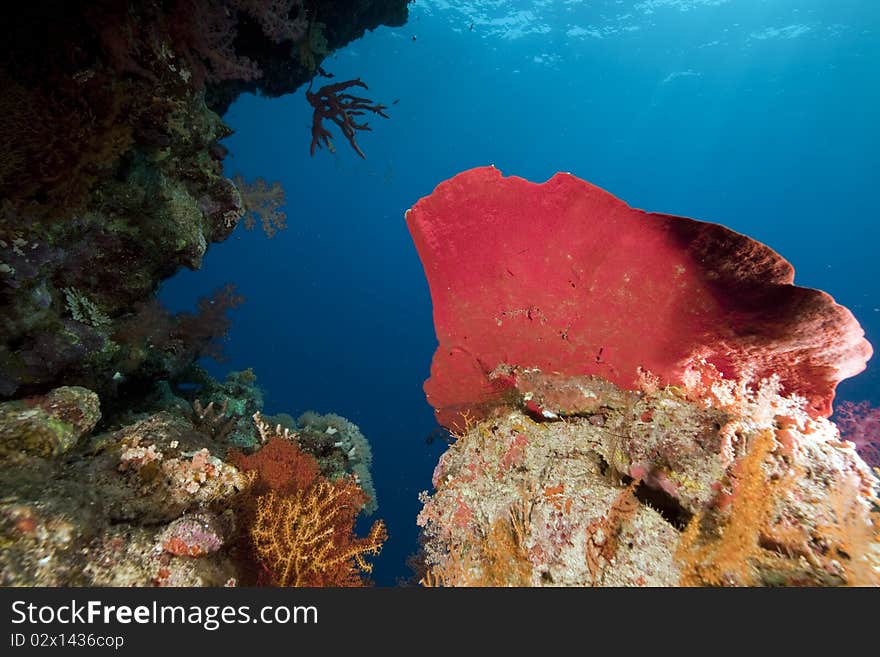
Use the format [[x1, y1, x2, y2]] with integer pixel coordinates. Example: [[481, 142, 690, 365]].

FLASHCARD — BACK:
[[161, 0, 880, 584]]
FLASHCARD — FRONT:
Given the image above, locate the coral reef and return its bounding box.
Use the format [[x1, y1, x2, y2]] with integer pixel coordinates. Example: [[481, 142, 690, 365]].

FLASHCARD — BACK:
[[0, 0, 409, 400], [0, 401, 247, 586], [0, 368, 383, 586], [0, 3, 404, 587], [410, 168, 879, 586], [0, 0, 407, 586], [231, 415, 386, 586]]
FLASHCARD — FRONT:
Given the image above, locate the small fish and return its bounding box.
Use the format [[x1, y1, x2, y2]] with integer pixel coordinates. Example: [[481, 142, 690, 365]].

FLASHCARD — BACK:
[[412, 35, 417, 42], [425, 428, 454, 446], [392, 99, 400, 105], [469, 23, 474, 31]]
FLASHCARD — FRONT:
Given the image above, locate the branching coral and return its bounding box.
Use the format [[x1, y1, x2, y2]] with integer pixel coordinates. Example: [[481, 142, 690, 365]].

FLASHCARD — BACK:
[[306, 78, 389, 158], [251, 483, 386, 587], [190, 399, 237, 440], [63, 287, 112, 328], [172, 284, 244, 362], [231, 415, 386, 586], [109, 288, 244, 384], [229, 435, 319, 494]]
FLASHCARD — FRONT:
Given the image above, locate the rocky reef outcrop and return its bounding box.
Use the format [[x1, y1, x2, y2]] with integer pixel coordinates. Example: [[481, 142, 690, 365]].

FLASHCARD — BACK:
[[418, 374, 879, 586], [0, 371, 382, 586], [408, 167, 880, 586]]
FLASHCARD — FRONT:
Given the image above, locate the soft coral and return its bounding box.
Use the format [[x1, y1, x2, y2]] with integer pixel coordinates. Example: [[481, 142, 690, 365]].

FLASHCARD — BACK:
[[835, 400, 880, 468]]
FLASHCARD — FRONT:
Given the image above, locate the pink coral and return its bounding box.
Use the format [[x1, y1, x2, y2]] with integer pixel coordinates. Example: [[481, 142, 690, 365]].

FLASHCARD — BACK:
[[835, 401, 880, 468], [160, 512, 226, 557]]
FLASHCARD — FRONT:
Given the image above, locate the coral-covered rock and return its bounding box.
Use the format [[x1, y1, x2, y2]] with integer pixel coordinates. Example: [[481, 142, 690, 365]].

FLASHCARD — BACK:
[[418, 378, 880, 586], [0, 452, 104, 585], [0, 386, 100, 457], [406, 166, 872, 429], [84, 524, 238, 587], [104, 413, 251, 523], [160, 512, 229, 557], [0, 399, 248, 585]]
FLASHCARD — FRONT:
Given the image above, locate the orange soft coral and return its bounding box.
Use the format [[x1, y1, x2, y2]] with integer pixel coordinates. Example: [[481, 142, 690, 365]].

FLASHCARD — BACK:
[[229, 435, 319, 495]]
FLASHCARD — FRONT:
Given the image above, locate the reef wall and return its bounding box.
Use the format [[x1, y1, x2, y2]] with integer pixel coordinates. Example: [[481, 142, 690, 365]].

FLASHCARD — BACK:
[[0, 0, 408, 402], [0, 0, 405, 587]]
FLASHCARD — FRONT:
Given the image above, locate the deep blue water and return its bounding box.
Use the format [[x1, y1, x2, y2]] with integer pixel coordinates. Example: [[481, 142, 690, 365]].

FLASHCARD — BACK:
[[161, 0, 880, 584]]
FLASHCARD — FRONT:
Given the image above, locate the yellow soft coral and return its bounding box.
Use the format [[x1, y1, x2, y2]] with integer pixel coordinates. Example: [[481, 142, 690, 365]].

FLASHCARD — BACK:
[[676, 427, 880, 586], [251, 481, 386, 587], [676, 429, 781, 586]]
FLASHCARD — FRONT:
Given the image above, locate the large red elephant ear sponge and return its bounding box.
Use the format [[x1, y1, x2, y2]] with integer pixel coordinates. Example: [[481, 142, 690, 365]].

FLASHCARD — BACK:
[[406, 166, 872, 430]]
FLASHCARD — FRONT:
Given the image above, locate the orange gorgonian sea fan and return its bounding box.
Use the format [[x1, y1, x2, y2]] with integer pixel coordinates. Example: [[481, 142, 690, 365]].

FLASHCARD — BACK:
[[251, 479, 387, 587]]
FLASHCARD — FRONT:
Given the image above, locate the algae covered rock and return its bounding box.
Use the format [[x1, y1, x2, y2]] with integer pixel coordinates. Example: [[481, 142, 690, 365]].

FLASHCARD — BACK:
[[0, 386, 100, 457], [0, 406, 247, 586]]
